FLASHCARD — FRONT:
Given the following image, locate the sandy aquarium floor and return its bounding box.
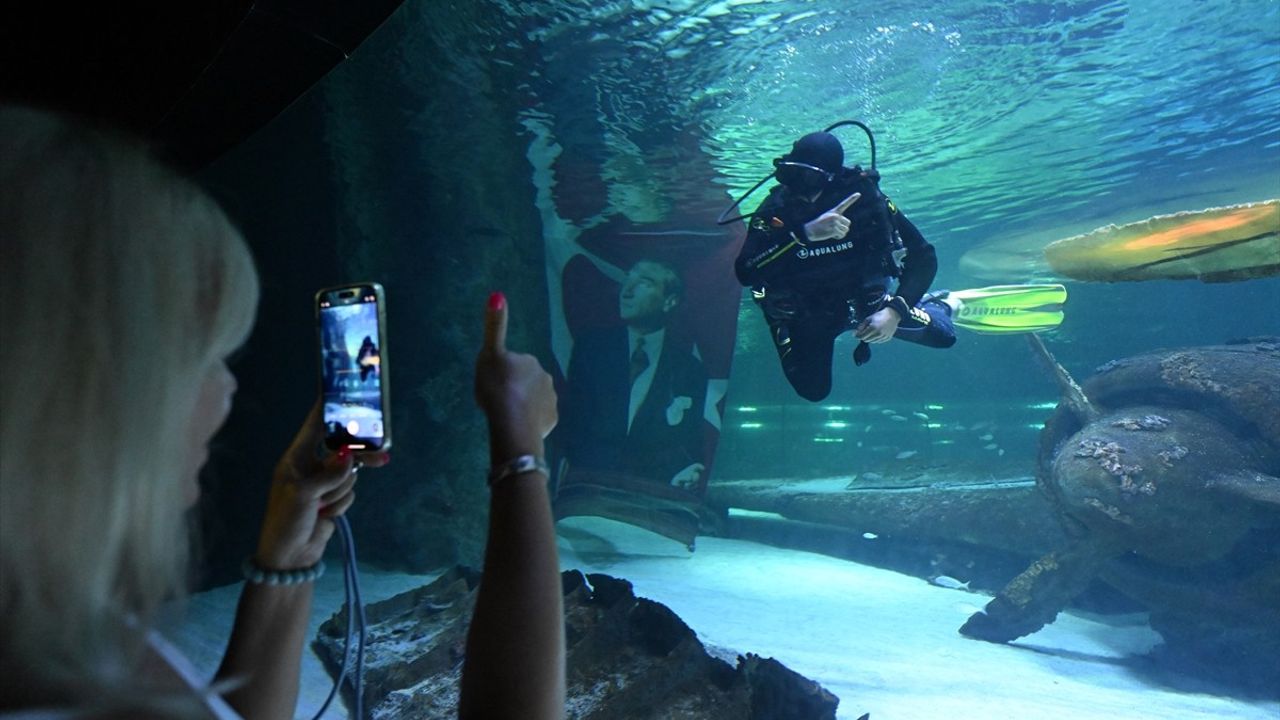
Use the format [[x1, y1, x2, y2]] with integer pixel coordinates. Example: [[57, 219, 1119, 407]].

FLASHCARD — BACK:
[[166, 517, 1280, 720]]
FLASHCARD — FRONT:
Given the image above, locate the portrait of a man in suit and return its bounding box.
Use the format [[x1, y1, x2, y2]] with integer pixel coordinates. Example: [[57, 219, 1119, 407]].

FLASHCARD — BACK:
[[558, 258, 709, 492]]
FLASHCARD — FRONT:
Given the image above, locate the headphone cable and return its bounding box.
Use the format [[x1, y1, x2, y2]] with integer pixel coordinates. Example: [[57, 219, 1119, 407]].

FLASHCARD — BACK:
[[309, 514, 365, 719]]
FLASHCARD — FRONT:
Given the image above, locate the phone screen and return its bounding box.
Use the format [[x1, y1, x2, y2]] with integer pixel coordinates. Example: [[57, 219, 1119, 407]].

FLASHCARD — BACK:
[[318, 284, 389, 450]]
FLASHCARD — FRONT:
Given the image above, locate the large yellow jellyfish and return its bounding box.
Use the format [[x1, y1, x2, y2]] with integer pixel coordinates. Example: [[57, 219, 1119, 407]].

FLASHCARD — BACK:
[[1043, 200, 1279, 283]]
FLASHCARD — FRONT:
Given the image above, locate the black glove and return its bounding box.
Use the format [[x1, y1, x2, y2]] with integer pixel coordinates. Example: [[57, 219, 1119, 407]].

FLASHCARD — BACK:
[[853, 341, 872, 366]]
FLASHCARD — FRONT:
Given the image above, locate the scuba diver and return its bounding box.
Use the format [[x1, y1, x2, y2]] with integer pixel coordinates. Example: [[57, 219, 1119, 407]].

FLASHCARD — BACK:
[[356, 335, 381, 382], [724, 122, 1066, 402], [730, 125, 954, 401]]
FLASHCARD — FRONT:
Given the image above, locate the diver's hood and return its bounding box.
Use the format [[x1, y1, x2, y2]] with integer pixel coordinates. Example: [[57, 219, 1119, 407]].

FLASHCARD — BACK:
[[785, 132, 844, 174]]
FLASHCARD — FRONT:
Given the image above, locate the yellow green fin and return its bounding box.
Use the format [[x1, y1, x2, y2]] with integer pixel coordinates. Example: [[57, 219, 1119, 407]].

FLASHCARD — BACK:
[[948, 284, 1067, 335]]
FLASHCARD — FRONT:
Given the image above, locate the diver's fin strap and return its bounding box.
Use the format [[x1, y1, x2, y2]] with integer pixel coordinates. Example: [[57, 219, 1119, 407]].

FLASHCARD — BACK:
[[883, 295, 930, 329]]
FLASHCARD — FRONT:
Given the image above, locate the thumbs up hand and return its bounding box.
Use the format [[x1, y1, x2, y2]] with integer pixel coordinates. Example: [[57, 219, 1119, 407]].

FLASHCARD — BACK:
[[475, 291, 558, 465]]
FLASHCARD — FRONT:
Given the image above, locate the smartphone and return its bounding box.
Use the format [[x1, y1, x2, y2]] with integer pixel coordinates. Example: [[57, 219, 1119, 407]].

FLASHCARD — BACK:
[[316, 283, 391, 451]]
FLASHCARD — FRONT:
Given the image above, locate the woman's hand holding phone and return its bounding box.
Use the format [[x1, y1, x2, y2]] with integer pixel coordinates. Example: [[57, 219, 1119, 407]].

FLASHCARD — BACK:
[[316, 283, 392, 452], [254, 402, 389, 570]]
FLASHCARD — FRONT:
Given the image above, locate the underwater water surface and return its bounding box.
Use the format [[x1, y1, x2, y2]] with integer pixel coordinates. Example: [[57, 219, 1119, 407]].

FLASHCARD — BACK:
[[185, 0, 1280, 717], [502, 0, 1280, 437]]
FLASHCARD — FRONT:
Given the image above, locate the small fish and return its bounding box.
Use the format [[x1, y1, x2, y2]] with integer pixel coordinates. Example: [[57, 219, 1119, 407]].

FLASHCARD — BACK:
[[890, 415, 907, 422], [984, 443, 998, 450], [979, 433, 994, 441], [863, 424, 873, 432], [930, 575, 971, 590], [880, 409, 896, 415], [862, 532, 879, 540], [912, 411, 929, 420], [998, 448, 1006, 456], [856, 441, 864, 448], [954, 424, 967, 431], [895, 450, 917, 460]]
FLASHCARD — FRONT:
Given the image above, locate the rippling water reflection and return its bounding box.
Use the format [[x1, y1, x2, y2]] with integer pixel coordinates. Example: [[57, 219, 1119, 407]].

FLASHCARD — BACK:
[[483, 0, 1277, 267]]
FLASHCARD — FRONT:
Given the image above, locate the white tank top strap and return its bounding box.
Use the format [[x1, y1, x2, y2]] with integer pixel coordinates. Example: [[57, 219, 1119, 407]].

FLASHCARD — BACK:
[[145, 631, 243, 720], [0, 634, 242, 720]]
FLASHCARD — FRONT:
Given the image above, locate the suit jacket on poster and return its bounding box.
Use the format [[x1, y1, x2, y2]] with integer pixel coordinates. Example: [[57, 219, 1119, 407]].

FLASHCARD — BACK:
[[560, 325, 708, 486]]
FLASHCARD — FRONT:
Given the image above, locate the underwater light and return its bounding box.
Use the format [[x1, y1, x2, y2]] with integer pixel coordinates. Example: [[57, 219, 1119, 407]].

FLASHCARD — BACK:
[[1027, 401, 1058, 409], [737, 406, 759, 413], [825, 421, 849, 429], [925, 423, 943, 429], [727, 507, 787, 520], [823, 405, 851, 411], [740, 422, 763, 429], [926, 404, 945, 410], [813, 436, 845, 443], [1027, 423, 1046, 430]]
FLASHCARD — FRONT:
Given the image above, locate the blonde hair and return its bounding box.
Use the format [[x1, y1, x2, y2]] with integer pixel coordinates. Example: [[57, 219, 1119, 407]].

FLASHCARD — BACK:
[[0, 106, 260, 712]]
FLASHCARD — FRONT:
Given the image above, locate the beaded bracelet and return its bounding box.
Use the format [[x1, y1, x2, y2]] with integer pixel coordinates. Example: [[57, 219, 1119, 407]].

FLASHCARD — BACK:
[[241, 557, 326, 585], [488, 454, 549, 487]]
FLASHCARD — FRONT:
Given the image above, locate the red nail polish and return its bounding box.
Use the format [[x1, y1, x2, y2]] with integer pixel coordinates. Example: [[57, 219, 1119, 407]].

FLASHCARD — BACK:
[[488, 291, 506, 311]]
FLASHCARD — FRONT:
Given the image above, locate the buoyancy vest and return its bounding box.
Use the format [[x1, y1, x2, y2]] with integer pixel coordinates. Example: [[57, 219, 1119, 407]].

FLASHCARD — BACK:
[[834, 165, 902, 280]]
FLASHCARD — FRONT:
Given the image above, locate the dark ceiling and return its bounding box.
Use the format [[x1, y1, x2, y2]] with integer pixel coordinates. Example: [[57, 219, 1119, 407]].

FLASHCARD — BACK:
[[2, 1, 404, 169]]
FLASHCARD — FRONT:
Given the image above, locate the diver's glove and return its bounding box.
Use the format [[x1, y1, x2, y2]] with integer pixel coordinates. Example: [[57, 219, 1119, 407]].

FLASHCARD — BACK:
[[855, 296, 928, 367], [853, 341, 872, 366]]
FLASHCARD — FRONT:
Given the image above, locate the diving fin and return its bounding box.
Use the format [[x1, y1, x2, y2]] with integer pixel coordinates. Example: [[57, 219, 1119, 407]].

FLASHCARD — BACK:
[[939, 284, 1067, 335]]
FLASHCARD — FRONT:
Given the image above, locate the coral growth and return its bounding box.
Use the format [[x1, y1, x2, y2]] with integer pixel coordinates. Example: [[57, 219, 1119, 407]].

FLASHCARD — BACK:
[[1160, 353, 1226, 395], [1111, 414, 1170, 431], [1157, 445, 1189, 467], [1120, 476, 1156, 497], [1075, 438, 1153, 496], [1094, 358, 1131, 374], [1003, 553, 1060, 607], [1075, 439, 1122, 459], [1083, 497, 1133, 524]]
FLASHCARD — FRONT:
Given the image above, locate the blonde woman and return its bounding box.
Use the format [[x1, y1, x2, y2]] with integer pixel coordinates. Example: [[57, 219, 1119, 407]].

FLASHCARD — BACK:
[[0, 105, 565, 720], [0, 104, 387, 719]]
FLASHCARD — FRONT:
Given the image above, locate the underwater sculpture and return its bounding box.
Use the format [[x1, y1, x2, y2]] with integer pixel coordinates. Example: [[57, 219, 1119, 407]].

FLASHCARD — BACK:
[[958, 199, 1280, 284], [1043, 200, 1279, 283], [961, 337, 1280, 669]]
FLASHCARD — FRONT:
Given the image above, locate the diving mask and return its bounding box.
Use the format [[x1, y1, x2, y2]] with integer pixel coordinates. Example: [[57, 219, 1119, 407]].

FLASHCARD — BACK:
[[773, 159, 834, 193]]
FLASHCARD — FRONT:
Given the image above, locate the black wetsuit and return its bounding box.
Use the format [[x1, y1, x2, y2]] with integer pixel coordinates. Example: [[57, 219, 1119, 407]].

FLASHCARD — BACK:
[[735, 167, 955, 401]]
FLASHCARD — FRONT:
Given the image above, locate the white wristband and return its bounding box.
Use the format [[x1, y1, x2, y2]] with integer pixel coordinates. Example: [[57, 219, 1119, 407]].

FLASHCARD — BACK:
[[488, 454, 549, 487]]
